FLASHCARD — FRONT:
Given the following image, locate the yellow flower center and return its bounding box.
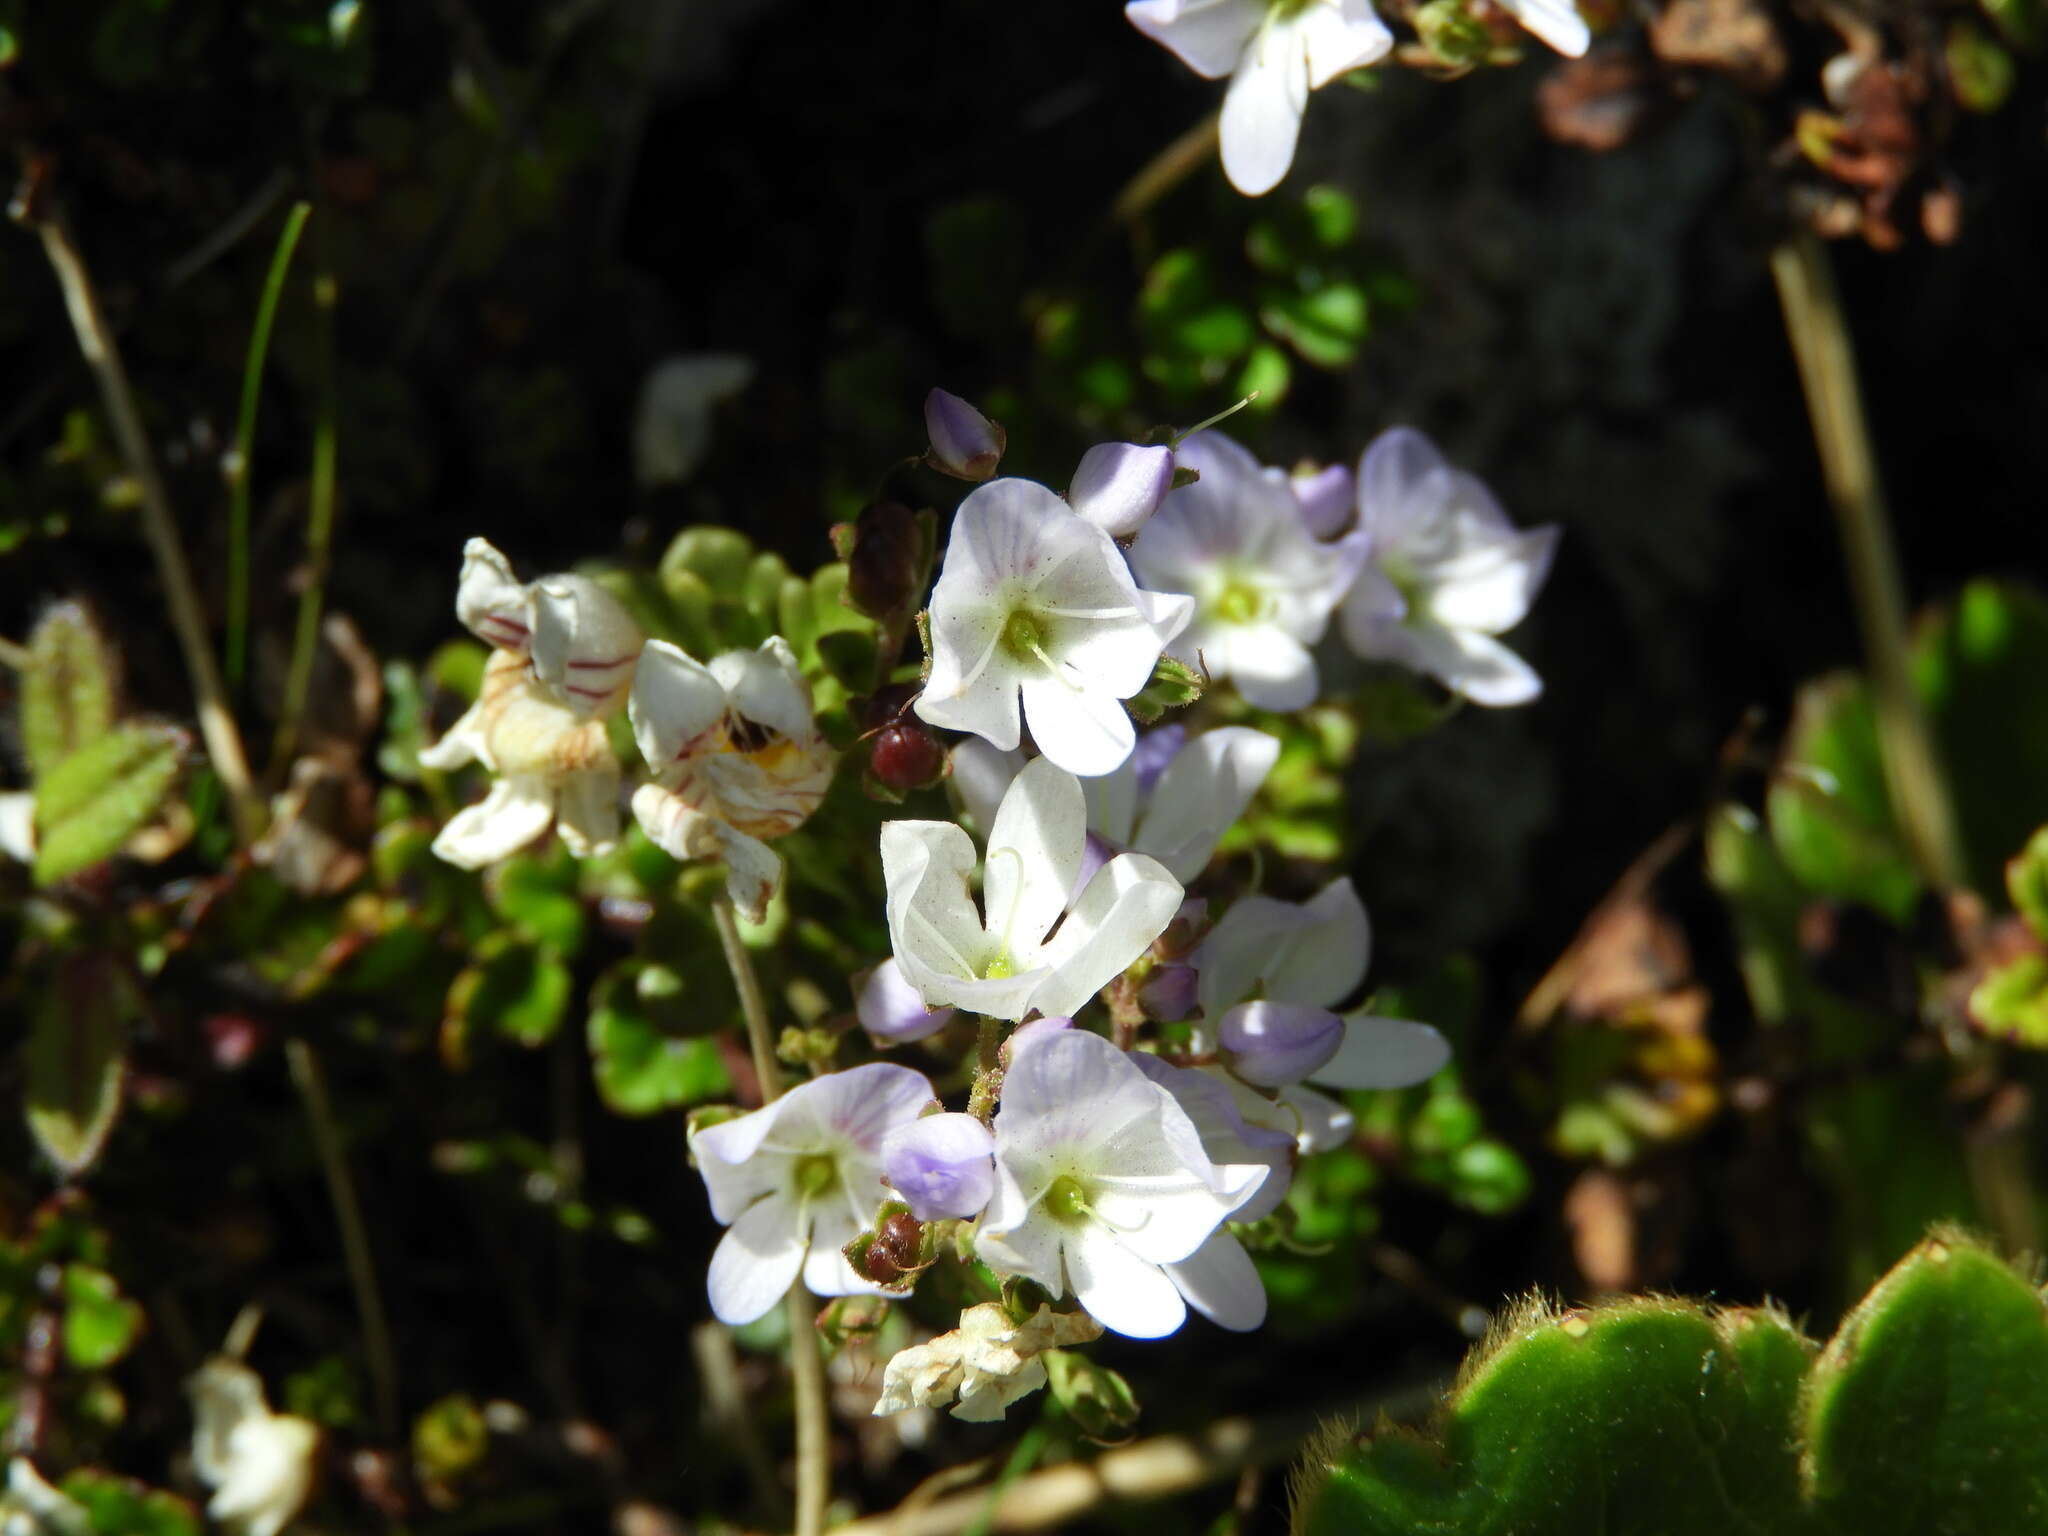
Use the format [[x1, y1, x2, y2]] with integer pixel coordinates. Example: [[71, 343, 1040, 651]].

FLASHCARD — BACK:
[[792, 1153, 838, 1199], [1044, 1174, 1092, 1225], [1215, 580, 1266, 626]]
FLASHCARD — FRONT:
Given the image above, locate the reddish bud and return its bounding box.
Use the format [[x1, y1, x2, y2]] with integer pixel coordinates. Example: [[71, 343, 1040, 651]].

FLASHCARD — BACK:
[[870, 722, 945, 794]]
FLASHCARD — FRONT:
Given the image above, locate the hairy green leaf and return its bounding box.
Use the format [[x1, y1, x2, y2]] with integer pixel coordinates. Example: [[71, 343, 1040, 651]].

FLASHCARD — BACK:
[[33, 721, 185, 885], [21, 601, 118, 780]]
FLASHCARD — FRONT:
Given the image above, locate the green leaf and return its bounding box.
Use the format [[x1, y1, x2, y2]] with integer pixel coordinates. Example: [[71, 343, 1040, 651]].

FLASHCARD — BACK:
[[660, 526, 755, 597], [2007, 825, 2048, 939], [1804, 1235, 2048, 1530], [1292, 1233, 2048, 1536], [60, 1470, 201, 1536], [33, 721, 185, 885], [62, 1264, 143, 1370], [413, 1393, 490, 1482], [1766, 672, 1918, 921], [491, 853, 586, 955], [24, 954, 131, 1178], [1969, 953, 2048, 1046], [21, 601, 118, 780], [589, 985, 732, 1116], [464, 940, 573, 1047]]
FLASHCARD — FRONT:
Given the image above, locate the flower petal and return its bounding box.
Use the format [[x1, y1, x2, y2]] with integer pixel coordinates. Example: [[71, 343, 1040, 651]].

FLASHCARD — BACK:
[[948, 739, 1024, 835], [1132, 726, 1279, 882], [985, 757, 1088, 952], [553, 769, 620, 858], [1269, 877, 1372, 1007], [1312, 1015, 1453, 1090], [1296, 0, 1394, 88], [1289, 461, 1356, 539], [1219, 1001, 1345, 1087], [1030, 852, 1185, 1019], [1423, 524, 1561, 636], [432, 776, 555, 869], [857, 957, 956, 1043], [454, 538, 532, 654], [1355, 426, 1451, 552], [1066, 1229, 1187, 1338], [1164, 1231, 1267, 1330], [707, 1198, 807, 1325], [1493, 0, 1590, 54], [1279, 1083, 1355, 1153], [630, 640, 727, 767], [706, 636, 816, 740], [1221, 623, 1318, 710], [530, 575, 643, 716], [883, 1113, 996, 1221], [1219, 15, 1311, 196], [1018, 674, 1138, 780], [881, 819, 994, 996], [1068, 441, 1176, 539], [1396, 622, 1544, 707], [1124, 0, 1261, 78]]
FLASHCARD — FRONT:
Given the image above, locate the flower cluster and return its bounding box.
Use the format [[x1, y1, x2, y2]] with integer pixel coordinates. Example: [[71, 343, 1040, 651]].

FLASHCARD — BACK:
[[423, 397, 1556, 1425]]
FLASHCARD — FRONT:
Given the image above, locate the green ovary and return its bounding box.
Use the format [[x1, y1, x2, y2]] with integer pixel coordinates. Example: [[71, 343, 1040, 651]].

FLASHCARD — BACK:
[[792, 1153, 838, 1199], [1000, 609, 1046, 663], [1044, 1174, 1092, 1225], [1214, 581, 1266, 626], [981, 951, 1016, 980]]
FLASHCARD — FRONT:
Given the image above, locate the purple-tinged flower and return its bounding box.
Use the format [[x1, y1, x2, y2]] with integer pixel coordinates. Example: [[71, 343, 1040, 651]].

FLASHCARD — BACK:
[[692, 1063, 935, 1325], [882, 1113, 996, 1221], [1138, 961, 1200, 1023], [1281, 461, 1356, 539], [924, 389, 1007, 481], [1068, 442, 1176, 539], [1339, 427, 1561, 708], [1129, 432, 1368, 711], [856, 958, 956, 1044]]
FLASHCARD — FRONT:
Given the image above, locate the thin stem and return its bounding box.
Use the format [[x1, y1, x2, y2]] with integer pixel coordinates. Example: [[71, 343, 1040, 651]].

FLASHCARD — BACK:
[[786, 1285, 829, 1536], [967, 1015, 1005, 1125], [271, 206, 340, 773], [31, 208, 264, 845], [226, 200, 310, 692], [285, 1037, 400, 1441], [707, 894, 828, 1536], [1769, 232, 1964, 891], [711, 896, 783, 1101], [1111, 111, 1222, 229]]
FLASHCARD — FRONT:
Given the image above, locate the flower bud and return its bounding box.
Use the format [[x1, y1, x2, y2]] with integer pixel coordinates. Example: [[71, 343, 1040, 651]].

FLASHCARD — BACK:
[[852, 1209, 929, 1285], [1218, 1001, 1344, 1087], [846, 499, 927, 620], [871, 722, 946, 795], [1068, 442, 1174, 539], [1137, 962, 1199, 1024], [1289, 462, 1356, 539], [857, 958, 955, 1043], [923, 389, 1006, 481], [881, 1113, 996, 1221]]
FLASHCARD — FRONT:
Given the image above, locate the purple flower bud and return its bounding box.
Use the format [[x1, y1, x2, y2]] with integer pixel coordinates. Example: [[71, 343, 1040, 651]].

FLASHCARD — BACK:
[[881, 1112, 996, 1221], [857, 958, 955, 1043], [1138, 961, 1199, 1023], [1219, 1001, 1344, 1087], [1129, 724, 1187, 796], [923, 389, 1007, 481], [1001, 1015, 1072, 1067], [1290, 463, 1356, 539], [1068, 442, 1175, 539]]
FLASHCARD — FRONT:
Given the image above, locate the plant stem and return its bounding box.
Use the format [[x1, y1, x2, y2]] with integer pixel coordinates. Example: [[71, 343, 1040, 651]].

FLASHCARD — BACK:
[[31, 208, 264, 845], [285, 1037, 400, 1441], [226, 200, 311, 692], [711, 896, 783, 1101], [1769, 231, 1964, 891], [707, 894, 828, 1536], [1111, 112, 1221, 229], [786, 1285, 830, 1536], [967, 1014, 1005, 1124], [271, 205, 340, 774]]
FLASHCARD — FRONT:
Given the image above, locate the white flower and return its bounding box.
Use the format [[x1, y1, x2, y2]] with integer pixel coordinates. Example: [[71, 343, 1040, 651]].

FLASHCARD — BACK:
[[1491, 0, 1591, 58], [1128, 431, 1368, 711], [953, 722, 1279, 887], [692, 1063, 935, 1326], [423, 650, 620, 868], [1338, 427, 1560, 708], [629, 636, 836, 923], [1126, 0, 1394, 197], [0, 793, 35, 864], [881, 758, 1184, 1022], [873, 1302, 1102, 1423], [913, 478, 1194, 778], [978, 1029, 1267, 1338], [1, 1459, 89, 1536], [188, 1358, 321, 1536], [1197, 877, 1451, 1142], [1131, 1053, 1301, 1330], [634, 354, 754, 487], [454, 538, 642, 718]]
